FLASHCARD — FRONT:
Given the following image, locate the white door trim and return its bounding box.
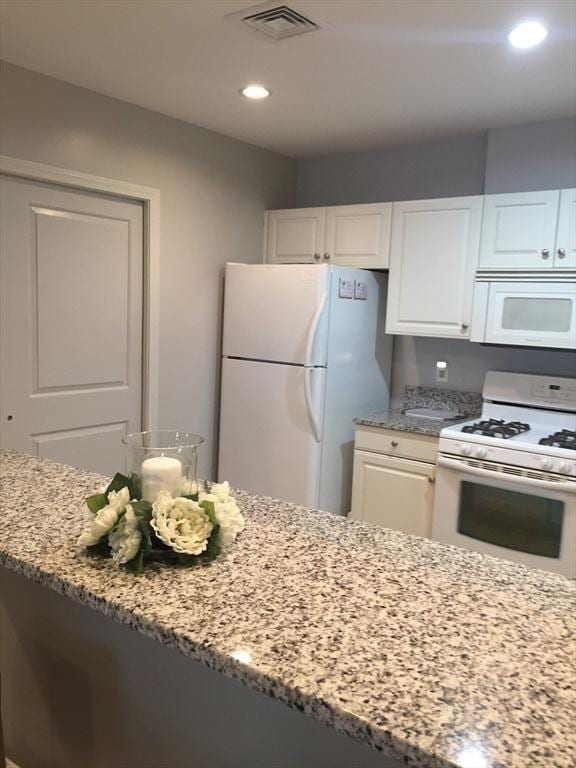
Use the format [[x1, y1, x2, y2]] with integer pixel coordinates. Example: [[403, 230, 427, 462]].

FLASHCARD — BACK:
[[0, 155, 160, 430]]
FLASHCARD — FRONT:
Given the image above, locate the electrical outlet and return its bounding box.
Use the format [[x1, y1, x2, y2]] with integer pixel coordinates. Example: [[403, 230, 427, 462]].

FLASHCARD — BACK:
[[436, 361, 448, 383]]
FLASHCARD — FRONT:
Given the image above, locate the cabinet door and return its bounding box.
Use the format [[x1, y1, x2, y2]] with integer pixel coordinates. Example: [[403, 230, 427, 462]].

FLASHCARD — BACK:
[[324, 203, 392, 268], [479, 190, 560, 270], [385, 196, 483, 338], [350, 450, 435, 538], [555, 188, 576, 269], [265, 208, 325, 264]]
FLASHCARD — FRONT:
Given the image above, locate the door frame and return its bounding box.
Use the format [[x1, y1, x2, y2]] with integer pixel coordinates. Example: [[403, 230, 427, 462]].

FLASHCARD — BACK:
[[0, 154, 160, 430]]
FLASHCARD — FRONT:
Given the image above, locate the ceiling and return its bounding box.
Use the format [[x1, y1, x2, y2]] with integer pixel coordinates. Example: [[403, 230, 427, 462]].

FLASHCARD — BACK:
[[0, 0, 574, 158]]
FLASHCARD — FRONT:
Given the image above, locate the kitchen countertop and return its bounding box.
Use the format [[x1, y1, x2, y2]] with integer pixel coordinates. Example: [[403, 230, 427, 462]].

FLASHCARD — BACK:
[[355, 386, 483, 437], [1, 450, 575, 768], [354, 408, 457, 436]]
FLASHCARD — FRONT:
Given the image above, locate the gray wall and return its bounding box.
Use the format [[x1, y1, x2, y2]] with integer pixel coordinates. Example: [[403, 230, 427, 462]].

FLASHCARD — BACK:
[[0, 61, 297, 476], [296, 133, 487, 206], [485, 118, 576, 193], [296, 118, 576, 402]]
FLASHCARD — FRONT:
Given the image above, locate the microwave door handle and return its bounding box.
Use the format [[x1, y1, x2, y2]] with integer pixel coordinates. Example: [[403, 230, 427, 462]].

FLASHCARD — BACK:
[[304, 367, 322, 443], [437, 456, 576, 493]]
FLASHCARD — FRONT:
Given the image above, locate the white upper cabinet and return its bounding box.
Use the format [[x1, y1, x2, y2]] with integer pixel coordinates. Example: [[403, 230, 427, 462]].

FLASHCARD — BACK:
[[479, 190, 561, 270], [324, 203, 391, 268], [265, 207, 325, 264], [385, 196, 483, 339], [556, 188, 576, 269], [265, 203, 391, 268]]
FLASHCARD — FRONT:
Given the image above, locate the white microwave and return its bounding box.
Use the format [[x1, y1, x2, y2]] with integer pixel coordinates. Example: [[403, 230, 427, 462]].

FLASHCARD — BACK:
[[471, 278, 576, 349]]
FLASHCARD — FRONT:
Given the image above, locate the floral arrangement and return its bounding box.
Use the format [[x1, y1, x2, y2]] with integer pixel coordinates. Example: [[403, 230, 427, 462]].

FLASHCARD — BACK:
[[77, 471, 245, 574]]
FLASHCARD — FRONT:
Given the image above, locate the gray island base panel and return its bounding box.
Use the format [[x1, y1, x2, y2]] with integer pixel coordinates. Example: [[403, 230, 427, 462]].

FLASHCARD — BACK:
[[1, 452, 575, 768]]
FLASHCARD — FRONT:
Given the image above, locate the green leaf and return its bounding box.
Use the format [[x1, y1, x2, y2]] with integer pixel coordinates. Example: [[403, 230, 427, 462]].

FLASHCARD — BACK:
[[199, 499, 217, 525], [128, 472, 142, 501], [131, 499, 153, 520], [85, 493, 108, 514], [103, 471, 142, 502], [176, 553, 197, 567], [203, 527, 220, 562], [86, 538, 111, 557], [105, 472, 131, 496], [125, 547, 145, 575], [182, 492, 199, 502]]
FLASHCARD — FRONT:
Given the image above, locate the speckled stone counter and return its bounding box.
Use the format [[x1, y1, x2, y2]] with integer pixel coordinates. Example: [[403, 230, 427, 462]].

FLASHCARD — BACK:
[[355, 387, 483, 437], [1, 451, 575, 768]]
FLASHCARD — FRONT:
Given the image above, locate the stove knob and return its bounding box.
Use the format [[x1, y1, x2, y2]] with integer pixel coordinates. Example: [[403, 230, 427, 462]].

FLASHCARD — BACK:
[[460, 444, 472, 456], [558, 461, 574, 474], [475, 447, 488, 459], [540, 457, 554, 471]]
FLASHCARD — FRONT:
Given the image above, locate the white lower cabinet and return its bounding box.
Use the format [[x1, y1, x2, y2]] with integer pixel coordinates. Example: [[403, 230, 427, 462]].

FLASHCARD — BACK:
[[350, 427, 437, 538]]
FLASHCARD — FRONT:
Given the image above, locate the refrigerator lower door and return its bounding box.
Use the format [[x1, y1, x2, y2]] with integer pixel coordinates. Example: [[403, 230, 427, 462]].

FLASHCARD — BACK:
[[219, 357, 325, 507], [222, 263, 329, 365]]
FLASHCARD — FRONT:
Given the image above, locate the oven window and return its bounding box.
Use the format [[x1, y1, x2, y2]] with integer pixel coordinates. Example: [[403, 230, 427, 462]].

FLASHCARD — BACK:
[[458, 482, 564, 558], [501, 297, 572, 332]]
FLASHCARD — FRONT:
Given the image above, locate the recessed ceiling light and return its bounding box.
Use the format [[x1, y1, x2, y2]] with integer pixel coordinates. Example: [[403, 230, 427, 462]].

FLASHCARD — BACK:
[[508, 21, 548, 49], [240, 84, 271, 100]]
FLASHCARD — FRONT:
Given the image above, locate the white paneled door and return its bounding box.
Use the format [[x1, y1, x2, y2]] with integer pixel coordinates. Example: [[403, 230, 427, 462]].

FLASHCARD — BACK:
[[479, 190, 560, 270], [385, 196, 483, 338], [0, 176, 143, 475], [556, 188, 576, 269]]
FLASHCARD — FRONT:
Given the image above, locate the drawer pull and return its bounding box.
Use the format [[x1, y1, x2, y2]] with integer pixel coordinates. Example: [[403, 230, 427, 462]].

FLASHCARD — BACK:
[[391, 440, 399, 447]]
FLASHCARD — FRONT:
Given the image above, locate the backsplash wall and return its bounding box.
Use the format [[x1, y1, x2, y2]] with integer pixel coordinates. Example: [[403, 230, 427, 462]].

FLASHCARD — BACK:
[[297, 117, 576, 403], [390, 338, 575, 407]]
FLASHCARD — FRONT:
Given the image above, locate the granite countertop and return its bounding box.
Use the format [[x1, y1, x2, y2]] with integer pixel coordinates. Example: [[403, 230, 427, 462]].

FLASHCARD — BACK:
[[1, 451, 575, 768], [355, 386, 483, 437]]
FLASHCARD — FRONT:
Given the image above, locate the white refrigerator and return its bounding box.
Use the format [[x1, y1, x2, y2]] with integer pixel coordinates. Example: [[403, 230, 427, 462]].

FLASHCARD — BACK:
[[218, 263, 392, 514]]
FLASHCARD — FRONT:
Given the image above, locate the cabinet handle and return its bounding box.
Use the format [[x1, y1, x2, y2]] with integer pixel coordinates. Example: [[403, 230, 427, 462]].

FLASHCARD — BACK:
[[541, 249, 550, 259], [6, 414, 13, 421], [391, 440, 399, 447], [323, 253, 330, 261], [461, 323, 469, 331], [557, 248, 566, 259], [428, 476, 435, 484], [313, 253, 321, 261]]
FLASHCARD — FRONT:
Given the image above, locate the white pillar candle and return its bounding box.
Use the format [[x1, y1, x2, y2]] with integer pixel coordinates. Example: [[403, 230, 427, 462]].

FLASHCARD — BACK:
[[141, 456, 183, 501]]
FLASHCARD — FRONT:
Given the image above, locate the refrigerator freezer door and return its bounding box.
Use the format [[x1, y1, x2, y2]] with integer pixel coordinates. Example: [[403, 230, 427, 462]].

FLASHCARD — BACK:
[[219, 357, 325, 506], [222, 263, 329, 365]]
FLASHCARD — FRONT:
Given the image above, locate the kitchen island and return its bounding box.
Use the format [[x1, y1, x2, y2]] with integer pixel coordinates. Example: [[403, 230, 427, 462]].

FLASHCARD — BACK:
[[0, 451, 575, 768]]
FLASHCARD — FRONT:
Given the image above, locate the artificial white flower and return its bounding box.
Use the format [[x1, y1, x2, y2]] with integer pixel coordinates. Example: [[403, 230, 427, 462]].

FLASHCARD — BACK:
[[108, 486, 131, 512], [199, 487, 245, 548], [210, 481, 232, 501], [109, 504, 142, 565], [151, 490, 213, 555], [77, 486, 131, 548]]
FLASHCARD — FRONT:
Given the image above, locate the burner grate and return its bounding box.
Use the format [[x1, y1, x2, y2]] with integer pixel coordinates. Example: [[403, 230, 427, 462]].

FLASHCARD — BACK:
[[538, 429, 576, 451], [461, 418, 531, 440]]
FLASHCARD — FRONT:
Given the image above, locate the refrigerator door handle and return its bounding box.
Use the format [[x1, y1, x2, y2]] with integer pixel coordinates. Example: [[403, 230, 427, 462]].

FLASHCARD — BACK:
[[304, 367, 322, 443], [305, 288, 328, 366]]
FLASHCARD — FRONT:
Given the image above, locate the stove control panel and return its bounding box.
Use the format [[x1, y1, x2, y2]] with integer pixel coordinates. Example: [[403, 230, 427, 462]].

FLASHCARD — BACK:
[[532, 378, 576, 406], [446, 439, 576, 477], [484, 372, 576, 411]]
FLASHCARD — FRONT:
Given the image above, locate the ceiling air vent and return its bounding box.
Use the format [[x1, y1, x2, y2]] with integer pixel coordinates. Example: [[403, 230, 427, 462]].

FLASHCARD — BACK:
[[242, 4, 319, 40]]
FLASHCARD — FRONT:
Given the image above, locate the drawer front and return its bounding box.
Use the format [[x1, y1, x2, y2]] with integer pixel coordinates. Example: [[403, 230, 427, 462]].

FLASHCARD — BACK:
[[355, 426, 438, 463]]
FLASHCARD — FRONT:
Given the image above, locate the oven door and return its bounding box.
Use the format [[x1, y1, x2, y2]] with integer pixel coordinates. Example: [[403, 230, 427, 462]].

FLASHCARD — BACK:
[[432, 454, 576, 578], [472, 281, 576, 349]]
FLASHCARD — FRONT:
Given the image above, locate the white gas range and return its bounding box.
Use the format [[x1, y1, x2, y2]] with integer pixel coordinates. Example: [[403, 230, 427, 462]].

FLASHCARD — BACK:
[[432, 371, 576, 578]]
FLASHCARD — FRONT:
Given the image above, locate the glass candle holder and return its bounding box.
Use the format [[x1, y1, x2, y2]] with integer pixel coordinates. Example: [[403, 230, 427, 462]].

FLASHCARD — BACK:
[[122, 430, 204, 503]]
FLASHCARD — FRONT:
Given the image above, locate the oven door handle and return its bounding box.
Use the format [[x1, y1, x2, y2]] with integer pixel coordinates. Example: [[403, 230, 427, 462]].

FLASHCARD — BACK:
[[437, 456, 576, 493]]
